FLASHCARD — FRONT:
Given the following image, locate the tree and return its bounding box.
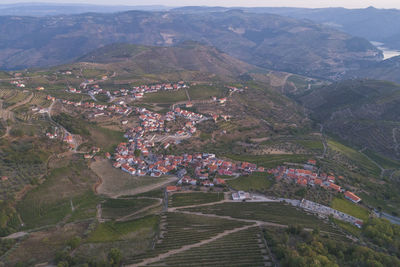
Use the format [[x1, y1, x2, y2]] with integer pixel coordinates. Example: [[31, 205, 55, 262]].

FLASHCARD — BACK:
[[57, 261, 69, 267], [108, 248, 122, 266]]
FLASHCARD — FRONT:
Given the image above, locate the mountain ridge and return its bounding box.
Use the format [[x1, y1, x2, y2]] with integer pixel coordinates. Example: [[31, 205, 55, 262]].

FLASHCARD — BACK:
[[0, 10, 381, 79]]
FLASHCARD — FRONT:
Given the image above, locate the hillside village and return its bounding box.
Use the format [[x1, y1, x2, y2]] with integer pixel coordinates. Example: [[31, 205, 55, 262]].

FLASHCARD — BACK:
[[2, 73, 380, 247], [2, 62, 400, 267], [36, 78, 364, 213], [268, 161, 362, 203]]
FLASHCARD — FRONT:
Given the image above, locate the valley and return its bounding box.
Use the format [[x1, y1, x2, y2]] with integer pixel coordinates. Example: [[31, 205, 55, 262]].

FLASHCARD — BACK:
[[0, 6, 399, 266]]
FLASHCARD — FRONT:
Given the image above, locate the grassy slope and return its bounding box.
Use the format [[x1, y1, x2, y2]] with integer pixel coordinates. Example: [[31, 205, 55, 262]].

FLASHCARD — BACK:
[[331, 198, 370, 221], [227, 172, 274, 192], [169, 192, 224, 207], [17, 158, 99, 229], [102, 198, 159, 219], [226, 154, 311, 168], [87, 215, 159, 243], [328, 139, 381, 176]]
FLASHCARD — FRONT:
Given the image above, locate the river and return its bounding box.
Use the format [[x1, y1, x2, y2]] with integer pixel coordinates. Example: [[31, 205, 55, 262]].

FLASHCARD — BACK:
[[371, 41, 400, 60]]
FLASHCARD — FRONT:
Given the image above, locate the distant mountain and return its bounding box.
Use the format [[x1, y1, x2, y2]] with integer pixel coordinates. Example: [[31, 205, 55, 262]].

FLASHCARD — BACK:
[[0, 10, 380, 79], [299, 79, 400, 159], [0, 3, 170, 16], [245, 6, 400, 50], [74, 42, 259, 79]]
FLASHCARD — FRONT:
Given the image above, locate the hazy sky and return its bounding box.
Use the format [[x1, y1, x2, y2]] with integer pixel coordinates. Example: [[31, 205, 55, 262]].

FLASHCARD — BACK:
[[2, 0, 400, 9]]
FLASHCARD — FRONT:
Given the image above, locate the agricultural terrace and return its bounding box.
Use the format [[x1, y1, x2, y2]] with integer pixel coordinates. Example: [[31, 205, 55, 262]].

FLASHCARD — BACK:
[[169, 192, 225, 207], [102, 198, 161, 220], [331, 198, 370, 221], [147, 227, 271, 267], [86, 215, 159, 243], [227, 172, 274, 192], [181, 202, 345, 237], [127, 212, 252, 265], [327, 140, 381, 177]]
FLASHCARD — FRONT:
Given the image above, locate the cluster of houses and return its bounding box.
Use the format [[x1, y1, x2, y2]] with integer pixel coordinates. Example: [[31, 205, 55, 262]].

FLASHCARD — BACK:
[[123, 106, 206, 146], [63, 134, 75, 149], [211, 96, 227, 105], [83, 147, 101, 159], [46, 95, 132, 118], [68, 87, 82, 94], [31, 106, 48, 114], [46, 131, 58, 139], [10, 80, 25, 88], [128, 82, 188, 99], [232, 190, 251, 200], [268, 160, 362, 204], [112, 142, 263, 182], [77, 82, 188, 100]]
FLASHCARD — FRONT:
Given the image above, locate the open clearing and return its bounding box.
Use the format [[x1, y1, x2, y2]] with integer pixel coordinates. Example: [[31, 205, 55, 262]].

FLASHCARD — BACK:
[[169, 192, 225, 207], [331, 198, 370, 221], [227, 172, 274, 192]]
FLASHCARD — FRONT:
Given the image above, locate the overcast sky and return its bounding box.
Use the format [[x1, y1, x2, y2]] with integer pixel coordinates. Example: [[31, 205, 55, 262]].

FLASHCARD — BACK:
[[2, 0, 400, 9]]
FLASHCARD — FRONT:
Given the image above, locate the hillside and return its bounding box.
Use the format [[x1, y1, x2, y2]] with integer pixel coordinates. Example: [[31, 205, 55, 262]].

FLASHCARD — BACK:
[[347, 56, 400, 84], [0, 10, 380, 78], [75, 42, 259, 79], [0, 37, 400, 266], [250, 6, 400, 50], [0, 3, 169, 16], [300, 79, 400, 159]]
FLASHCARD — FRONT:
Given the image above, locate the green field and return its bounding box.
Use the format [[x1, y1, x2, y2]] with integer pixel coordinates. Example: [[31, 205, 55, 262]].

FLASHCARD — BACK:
[[143, 90, 187, 103], [148, 227, 270, 267], [296, 140, 324, 151], [225, 154, 311, 168], [87, 215, 159, 243], [331, 198, 370, 221], [364, 149, 400, 170], [333, 218, 361, 237], [227, 172, 274, 192], [187, 84, 227, 100], [102, 198, 159, 220], [169, 192, 224, 207], [87, 125, 125, 152], [17, 159, 99, 229]]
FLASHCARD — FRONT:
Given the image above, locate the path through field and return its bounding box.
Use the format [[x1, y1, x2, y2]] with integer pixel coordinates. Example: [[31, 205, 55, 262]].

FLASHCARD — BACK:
[[127, 224, 256, 267], [116, 197, 162, 222], [127, 197, 292, 267], [0, 92, 33, 138]]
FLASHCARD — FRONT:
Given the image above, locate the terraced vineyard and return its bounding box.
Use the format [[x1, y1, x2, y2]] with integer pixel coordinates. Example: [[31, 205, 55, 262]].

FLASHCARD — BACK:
[[169, 192, 225, 207], [0, 89, 14, 98], [182, 202, 345, 237], [0, 140, 49, 200], [29, 93, 51, 107], [127, 212, 253, 265], [147, 227, 271, 267], [218, 121, 237, 133], [102, 198, 160, 220], [2, 91, 31, 109]]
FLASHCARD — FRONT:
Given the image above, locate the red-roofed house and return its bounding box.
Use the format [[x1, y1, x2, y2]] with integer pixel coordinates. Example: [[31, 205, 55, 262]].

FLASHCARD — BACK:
[[166, 186, 180, 192], [329, 183, 341, 192], [344, 191, 362, 203]]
